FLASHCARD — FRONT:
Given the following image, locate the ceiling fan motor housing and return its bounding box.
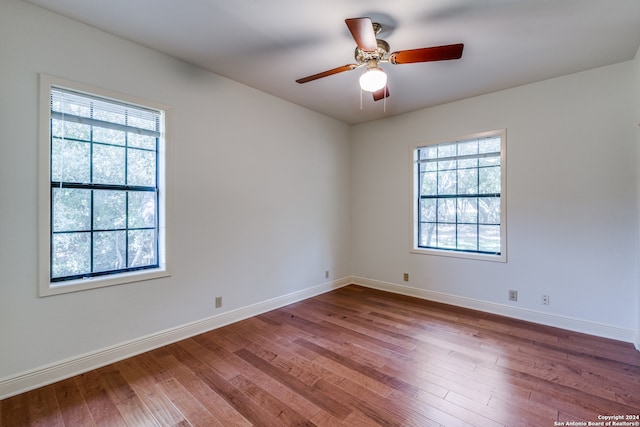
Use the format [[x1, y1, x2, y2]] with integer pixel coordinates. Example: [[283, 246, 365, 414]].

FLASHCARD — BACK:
[[354, 38, 390, 65]]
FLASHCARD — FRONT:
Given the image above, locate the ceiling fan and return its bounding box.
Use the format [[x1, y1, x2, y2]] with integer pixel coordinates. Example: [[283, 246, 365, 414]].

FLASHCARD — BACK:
[[296, 17, 464, 101]]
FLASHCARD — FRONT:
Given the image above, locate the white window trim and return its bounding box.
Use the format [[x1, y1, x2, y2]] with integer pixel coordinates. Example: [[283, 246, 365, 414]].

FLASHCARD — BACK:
[[38, 74, 172, 296], [410, 129, 507, 263]]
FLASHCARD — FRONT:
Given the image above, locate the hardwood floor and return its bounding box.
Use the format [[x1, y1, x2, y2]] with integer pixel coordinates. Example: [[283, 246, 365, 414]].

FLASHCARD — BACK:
[[2, 285, 639, 426]]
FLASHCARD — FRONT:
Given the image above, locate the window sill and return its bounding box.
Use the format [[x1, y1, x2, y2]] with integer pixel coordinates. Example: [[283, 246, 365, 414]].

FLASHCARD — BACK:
[[39, 268, 170, 297], [411, 247, 507, 263]]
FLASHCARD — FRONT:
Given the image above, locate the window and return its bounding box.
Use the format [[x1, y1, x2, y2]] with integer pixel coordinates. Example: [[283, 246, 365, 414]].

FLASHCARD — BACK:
[[39, 75, 170, 296], [412, 130, 506, 262]]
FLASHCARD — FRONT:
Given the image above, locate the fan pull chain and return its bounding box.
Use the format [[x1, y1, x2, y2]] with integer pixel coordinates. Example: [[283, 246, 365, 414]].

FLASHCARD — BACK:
[[383, 85, 387, 113], [360, 88, 363, 110]]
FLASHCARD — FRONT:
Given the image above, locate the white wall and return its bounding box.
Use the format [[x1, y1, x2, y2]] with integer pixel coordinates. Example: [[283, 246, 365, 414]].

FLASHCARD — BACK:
[[351, 61, 639, 340], [0, 0, 351, 383]]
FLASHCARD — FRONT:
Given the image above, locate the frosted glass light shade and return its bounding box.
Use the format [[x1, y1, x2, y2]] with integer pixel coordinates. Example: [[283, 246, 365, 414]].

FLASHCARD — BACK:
[[359, 67, 387, 92]]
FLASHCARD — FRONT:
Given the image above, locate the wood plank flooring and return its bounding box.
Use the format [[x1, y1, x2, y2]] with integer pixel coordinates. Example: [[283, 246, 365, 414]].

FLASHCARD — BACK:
[[2, 284, 639, 426]]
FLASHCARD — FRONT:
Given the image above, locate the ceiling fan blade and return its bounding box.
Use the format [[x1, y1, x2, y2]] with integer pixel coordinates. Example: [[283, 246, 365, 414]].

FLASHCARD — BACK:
[[345, 17, 378, 52], [296, 64, 358, 84], [389, 43, 464, 64], [372, 86, 390, 101]]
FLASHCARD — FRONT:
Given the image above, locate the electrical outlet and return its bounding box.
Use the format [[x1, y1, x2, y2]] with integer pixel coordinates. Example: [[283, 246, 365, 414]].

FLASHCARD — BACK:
[[509, 290, 518, 302], [403, 273, 409, 282], [325, 270, 330, 279], [542, 295, 550, 305], [215, 296, 222, 308]]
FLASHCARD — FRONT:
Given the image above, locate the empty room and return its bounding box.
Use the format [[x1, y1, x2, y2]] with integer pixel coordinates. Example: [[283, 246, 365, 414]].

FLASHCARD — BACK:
[[1, 0, 640, 425]]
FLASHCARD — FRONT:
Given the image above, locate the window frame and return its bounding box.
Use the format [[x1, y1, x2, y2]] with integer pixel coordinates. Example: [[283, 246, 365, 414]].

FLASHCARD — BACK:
[[411, 129, 507, 262], [38, 74, 171, 296]]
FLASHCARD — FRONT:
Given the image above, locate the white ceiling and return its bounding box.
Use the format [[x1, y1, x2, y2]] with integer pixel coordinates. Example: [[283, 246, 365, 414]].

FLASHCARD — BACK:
[[24, 0, 640, 125]]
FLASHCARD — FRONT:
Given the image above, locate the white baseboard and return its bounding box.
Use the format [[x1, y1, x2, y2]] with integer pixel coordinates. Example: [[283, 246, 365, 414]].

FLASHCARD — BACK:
[[351, 276, 638, 345], [0, 277, 351, 400]]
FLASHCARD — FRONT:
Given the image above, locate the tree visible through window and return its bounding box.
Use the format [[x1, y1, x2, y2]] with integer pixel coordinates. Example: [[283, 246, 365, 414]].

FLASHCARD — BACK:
[[50, 87, 162, 281], [414, 130, 506, 260]]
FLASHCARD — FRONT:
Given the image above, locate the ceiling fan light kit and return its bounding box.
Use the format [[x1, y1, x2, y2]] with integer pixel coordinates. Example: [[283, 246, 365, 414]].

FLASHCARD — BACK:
[[296, 17, 464, 104], [359, 66, 387, 92]]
